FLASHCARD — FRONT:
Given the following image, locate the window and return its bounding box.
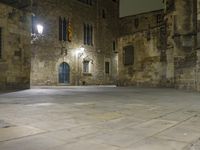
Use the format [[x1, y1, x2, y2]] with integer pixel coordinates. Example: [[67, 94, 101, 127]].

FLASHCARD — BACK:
[[0, 27, 2, 59], [31, 15, 36, 34], [134, 18, 139, 29], [83, 60, 89, 73], [78, 0, 92, 5], [156, 14, 163, 24], [123, 45, 134, 66], [105, 62, 110, 74], [63, 18, 67, 41], [102, 9, 106, 18], [84, 24, 93, 46], [113, 41, 116, 51], [59, 17, 68, 42]]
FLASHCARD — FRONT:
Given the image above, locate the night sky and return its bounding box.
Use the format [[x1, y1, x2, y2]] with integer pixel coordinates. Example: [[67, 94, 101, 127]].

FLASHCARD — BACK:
[[120, 0, 164, 17]]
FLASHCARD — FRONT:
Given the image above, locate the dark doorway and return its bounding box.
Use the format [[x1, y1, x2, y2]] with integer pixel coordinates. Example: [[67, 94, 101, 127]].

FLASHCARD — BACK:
[[59, 62, 70, 84]]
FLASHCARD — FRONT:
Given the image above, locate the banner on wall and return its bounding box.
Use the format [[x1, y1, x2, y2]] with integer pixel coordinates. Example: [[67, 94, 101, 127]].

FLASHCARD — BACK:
[[68, 18, 72, 42]]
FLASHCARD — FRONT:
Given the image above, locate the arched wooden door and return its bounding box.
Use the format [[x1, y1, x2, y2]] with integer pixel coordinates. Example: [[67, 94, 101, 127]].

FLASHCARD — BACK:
[[59, 62, 70, 84]]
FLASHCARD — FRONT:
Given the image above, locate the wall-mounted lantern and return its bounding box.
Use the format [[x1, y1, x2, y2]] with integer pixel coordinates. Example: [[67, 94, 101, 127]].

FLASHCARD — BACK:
[[31, 14, 44, 44], [36, 24, 44, 35]]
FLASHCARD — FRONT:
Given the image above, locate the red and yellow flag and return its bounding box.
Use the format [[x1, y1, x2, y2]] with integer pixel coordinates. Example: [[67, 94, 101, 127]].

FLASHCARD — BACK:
[[68, 19, 72, 42]]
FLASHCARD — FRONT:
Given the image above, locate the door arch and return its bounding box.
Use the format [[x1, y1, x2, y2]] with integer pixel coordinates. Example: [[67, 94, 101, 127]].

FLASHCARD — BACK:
[[59, 62, 70, 84]]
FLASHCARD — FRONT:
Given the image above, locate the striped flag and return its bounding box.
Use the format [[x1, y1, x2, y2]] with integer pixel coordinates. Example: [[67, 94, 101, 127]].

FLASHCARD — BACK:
[[68, 18, 72, 42]]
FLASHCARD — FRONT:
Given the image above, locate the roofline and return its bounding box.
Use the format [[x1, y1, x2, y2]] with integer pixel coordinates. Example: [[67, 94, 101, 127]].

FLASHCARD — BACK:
[[0, 1, 30, 10], [120, 9, 164, 19]]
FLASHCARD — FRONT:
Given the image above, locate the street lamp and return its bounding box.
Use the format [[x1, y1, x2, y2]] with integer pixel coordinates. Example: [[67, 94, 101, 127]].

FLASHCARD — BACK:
[[76, 46, 85, 56]]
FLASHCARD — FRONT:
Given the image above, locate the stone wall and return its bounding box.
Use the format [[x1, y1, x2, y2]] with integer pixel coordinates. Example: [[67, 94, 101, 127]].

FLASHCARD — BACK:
[[120, 10, 164, 36], [165, 0, 199, 90], [118, 10, 166, 87], [30, 0, 119, 86], [0, 3, 31, 90], [1, 0, 200, 92], [117, 0, 200, 92]]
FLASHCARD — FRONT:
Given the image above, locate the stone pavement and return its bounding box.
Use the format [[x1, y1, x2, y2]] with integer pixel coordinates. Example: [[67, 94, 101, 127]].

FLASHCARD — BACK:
[[0, 87, 200, 150]]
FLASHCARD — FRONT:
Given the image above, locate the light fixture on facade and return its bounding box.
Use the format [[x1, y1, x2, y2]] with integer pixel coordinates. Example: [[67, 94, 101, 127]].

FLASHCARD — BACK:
[[36, 24, 44, 34], [31, 23, 44, 44], [80, 46, 85, 53], [76, 46, 85, 56], [76, 46, 85, 85]]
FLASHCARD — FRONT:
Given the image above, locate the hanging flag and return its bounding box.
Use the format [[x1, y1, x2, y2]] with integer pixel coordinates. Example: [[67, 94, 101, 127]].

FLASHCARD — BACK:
[[68, 18, 72, 42]]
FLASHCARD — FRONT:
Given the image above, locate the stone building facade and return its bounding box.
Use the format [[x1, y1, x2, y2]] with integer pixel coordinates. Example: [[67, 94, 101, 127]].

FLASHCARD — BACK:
[[1, 0, 200, 92], [118, 0, 200, 92], [118, 10, 166, 87], [164, 0, 198, 90], [30, 0, 119, 86], [0, 2, 31, 90]]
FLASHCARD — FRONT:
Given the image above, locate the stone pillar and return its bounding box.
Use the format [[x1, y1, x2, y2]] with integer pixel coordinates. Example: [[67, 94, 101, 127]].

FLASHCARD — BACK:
[[175, 0, 196, 35]]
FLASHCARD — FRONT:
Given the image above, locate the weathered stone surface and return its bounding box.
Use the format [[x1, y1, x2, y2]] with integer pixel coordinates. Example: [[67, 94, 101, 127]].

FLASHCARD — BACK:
[[118, 10, 165, 87], [118, 0, 200, 92], [0, 3, 31, 90], [30, 0, 119, 86], [1, 0, 200, 92]]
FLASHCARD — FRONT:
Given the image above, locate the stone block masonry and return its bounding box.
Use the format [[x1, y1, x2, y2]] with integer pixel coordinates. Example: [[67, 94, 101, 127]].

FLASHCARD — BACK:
[[1, 0, 200, 92], [117, 0, 200, 92], [0, 3, 31, 90], [30, 0, 119, 86]]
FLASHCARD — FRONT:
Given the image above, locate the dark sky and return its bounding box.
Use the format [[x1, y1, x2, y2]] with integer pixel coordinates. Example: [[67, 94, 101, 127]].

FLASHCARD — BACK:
[[120, 0, 164, 17]]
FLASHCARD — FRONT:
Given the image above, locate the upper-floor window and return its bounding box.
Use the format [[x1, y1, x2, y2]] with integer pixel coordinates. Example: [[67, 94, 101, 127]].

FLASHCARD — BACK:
[[134, 18, 139, 29], [84, 24, 93, 46], [59, 17, 68, 42], [156, 14, 163, 24], [77, 0, 93, 5], [112, 0, 117, 2], [31, 15, 36, 34], [58, 17, 72, 42], [0, 27, 2, 59], [102, 9, 106, 18]]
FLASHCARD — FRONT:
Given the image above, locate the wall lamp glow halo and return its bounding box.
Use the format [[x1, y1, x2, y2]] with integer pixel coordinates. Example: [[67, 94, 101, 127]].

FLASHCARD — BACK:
[[36, 24, 44, 34]]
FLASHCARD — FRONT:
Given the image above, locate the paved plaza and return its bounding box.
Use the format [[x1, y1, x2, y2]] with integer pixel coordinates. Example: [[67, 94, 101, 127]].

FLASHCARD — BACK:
[[0, 87, 200, 150]]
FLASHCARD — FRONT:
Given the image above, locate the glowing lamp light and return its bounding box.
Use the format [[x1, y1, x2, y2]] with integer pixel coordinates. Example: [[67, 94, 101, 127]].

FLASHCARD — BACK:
[[76, 46, 85, 55], [36, 24, 44, 34], [80, 47, 85, 53]]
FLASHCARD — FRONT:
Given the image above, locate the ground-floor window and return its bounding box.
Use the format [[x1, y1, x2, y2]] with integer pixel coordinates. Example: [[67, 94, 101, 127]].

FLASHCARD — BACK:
[[105, 61, 110, 74], [123, 45, 134, 66], [83, 60, 89, 73]]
